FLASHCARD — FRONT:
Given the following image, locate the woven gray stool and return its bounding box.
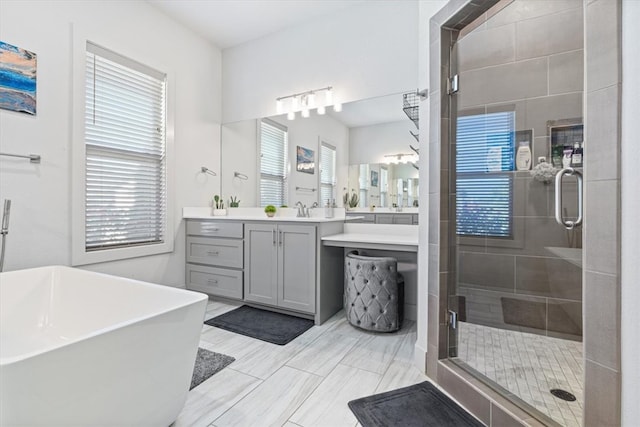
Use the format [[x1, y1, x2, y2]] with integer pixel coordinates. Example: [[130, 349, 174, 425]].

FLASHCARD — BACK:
[[344, 252, 404, 332]]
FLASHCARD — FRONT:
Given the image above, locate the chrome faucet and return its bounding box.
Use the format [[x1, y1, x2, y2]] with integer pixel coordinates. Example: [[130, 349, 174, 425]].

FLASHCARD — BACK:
[[295, 201, 305, 217]]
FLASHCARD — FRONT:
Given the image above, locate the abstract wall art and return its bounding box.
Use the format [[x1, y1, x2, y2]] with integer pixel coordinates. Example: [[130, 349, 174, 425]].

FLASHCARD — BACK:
[[0, 41, 37, 115], [296, 145, 315, 174]]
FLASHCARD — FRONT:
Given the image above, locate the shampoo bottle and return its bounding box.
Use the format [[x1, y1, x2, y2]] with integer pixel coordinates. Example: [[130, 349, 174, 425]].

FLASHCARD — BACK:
[[515, 141, 532, 171]]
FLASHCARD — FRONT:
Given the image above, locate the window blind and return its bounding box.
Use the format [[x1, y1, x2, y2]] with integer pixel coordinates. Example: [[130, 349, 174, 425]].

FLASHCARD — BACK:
[[456, 111, 514, 238], [380, 167, 388, 207], [85, 42, 167, 251], [260, 119, 288, 207], [320, 142, 336, 205], [358, 164, 369, 208]]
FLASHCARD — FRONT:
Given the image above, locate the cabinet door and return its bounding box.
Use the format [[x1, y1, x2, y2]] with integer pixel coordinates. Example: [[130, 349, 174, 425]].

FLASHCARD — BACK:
[[244, 224, 278, 306], [277, 224, 317, 314]]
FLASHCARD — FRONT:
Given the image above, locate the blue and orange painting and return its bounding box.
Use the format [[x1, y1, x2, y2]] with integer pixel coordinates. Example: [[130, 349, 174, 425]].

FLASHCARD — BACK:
[[0, 41, 37, 115]]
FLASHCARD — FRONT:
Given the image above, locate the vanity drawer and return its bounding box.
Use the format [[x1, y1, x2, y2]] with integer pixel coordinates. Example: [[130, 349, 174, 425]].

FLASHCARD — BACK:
[[346, 213, 375, 223], [187, 220, 243, 238], [186, 263, 243, 299], [393, 215, 413, 225], [186, 237, 243, 268], [376, 214, 394, 224]]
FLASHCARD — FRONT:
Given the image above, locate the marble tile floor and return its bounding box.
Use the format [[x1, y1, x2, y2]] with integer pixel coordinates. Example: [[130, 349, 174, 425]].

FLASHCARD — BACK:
[[173, 299, 428, 427], [455, 321, 584, 427]]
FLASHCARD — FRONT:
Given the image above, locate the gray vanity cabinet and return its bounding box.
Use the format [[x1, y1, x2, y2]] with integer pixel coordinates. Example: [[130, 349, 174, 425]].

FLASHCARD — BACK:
[[244, 223, 316, 314]]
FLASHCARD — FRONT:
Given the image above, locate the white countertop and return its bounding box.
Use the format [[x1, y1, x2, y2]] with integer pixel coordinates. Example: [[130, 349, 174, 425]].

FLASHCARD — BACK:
[[183, 207, 349, 223], [322, 224, 419, 252]]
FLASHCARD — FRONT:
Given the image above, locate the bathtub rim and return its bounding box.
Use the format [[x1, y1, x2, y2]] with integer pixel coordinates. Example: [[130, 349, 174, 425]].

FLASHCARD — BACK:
[[0, 265, 208, 366]]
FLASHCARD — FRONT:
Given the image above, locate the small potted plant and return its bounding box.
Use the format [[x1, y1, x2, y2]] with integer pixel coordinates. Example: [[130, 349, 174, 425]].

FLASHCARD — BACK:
[[212, 195, 227, 216], [228, 196, 240, 208], [264, 205, 277, 218], [343, 189, 359, 210]]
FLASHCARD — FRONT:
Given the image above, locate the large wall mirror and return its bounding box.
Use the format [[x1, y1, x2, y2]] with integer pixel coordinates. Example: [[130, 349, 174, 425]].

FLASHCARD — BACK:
[[220, 91, 419, 208]]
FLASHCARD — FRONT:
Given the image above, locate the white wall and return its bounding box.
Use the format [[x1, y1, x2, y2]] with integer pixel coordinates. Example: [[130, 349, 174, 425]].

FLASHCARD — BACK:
[[0, 0, 222, 285], [349, 121, 418, 164], [621, 0, 640, 422], [222, 1, 420, 123], [221, 120, 259, 207]]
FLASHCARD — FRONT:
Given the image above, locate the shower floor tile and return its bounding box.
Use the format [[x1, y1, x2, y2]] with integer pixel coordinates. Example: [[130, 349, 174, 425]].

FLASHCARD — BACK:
[[456, 321, 583, 427]]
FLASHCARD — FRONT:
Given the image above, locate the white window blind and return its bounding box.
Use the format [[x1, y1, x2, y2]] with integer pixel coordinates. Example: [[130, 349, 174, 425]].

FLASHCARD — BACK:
[[84, 42, 167, 251], [456, 111, 514, 238], [358, 164, 369, 208], [320, 142, 336, 205], [260, 119, 288, 207], [380, 166, 388, 207]]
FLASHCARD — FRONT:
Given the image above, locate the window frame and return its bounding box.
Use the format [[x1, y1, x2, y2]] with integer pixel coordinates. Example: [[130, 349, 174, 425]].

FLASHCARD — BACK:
[[319, 140, 337, 205], [71, 34, 174, 266]]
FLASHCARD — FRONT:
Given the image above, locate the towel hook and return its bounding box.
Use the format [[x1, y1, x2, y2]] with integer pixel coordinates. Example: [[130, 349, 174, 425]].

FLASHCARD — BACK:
[[201, 166, 217, 176]]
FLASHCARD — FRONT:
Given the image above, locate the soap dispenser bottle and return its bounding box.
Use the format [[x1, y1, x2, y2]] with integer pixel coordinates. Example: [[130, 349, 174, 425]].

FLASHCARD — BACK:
[[515, 141, 532, 171], [571, 141, 583, 167]]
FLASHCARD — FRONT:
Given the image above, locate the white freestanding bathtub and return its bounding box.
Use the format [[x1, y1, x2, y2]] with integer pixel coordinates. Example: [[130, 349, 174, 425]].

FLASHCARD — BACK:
[[0, 265, 207, 426]]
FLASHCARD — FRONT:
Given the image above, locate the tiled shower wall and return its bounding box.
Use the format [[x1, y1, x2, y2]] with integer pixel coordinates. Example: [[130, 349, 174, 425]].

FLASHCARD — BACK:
[[454, 0, 584, 341], [427, 0, 622, 425]]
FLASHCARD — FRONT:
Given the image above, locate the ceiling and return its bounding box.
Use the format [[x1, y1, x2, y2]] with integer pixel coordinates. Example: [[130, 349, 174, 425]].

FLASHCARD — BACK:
[[146, 0, 365, 49]]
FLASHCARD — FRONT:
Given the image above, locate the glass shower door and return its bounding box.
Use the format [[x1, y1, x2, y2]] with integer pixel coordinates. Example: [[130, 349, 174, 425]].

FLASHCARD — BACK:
[[447, 1, 585, 425]]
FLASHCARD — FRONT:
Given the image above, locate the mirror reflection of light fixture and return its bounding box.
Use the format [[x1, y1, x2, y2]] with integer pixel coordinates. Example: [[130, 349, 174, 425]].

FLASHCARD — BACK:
[[384, 153, 416, 164], [276, 86, 338, 120]]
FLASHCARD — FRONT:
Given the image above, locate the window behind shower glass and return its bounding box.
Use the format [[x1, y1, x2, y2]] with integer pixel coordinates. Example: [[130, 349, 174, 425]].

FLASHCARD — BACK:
[[456, 111, 514, 238], [259, 118, 288, 207], [84, 42, 167, 252]]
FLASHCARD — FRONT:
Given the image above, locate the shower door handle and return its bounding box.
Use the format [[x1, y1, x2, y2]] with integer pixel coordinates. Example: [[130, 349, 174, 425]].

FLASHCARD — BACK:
[[554, 167, 583, 229]]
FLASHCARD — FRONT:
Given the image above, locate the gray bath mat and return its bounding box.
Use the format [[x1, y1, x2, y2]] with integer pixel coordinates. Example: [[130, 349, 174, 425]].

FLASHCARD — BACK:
[[190, 347, 235, 390], [204, 305, 314, 345], [348, 381, 483, 427]]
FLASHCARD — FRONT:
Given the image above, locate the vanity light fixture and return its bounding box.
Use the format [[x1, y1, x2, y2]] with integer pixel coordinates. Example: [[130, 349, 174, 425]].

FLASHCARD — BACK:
[[276, 86, 339, 120]]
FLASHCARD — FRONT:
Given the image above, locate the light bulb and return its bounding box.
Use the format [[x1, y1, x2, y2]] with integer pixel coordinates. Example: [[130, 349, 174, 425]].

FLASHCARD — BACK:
[[287, 111, 295, 120], [333, 102, 342, 112], [276, 99, 283, 114], [317, 105, 326, 115], [301, 108, 310, 118], [326, 89, 333, 106]]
